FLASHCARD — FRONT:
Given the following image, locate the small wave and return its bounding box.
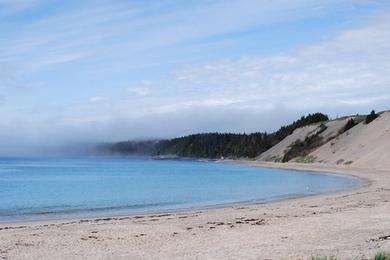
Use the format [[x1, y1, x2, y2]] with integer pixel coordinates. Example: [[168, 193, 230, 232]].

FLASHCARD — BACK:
[[0, 202, 175, 217]]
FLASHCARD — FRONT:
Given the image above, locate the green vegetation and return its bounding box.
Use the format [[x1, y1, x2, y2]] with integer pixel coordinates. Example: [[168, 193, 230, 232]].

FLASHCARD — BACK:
[[344, 160, 353, 165], [339, 118, 356, 134], [374, 252, 390, 260], [365, 110, 379, 124], [101, 113, 329, 159], [156, 113, 329, 159], [155, 132, 269, 158], [295, 155, 317, 163], [310, 256, 337, 260], [310, 252, 390, 260], [354, 115, 366, 124], [336, 159, 345, 165], [264, 155, 282, 162], [282, 124, 327, 162]]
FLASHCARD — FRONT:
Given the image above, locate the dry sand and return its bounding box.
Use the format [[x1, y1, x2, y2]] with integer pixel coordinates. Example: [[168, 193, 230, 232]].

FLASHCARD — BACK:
[[0, 161, 389, 260], [257, 117, 352, 163], [310, 111, 390, 169]]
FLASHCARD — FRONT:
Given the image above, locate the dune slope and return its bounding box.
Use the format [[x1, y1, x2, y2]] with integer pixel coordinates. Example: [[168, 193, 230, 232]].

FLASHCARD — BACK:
[[258, 111, 390, 170], [310, 111, 390, 170]]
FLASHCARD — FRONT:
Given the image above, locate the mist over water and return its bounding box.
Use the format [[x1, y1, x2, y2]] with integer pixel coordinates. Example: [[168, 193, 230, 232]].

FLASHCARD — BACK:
[[2, 105, 387, 157]]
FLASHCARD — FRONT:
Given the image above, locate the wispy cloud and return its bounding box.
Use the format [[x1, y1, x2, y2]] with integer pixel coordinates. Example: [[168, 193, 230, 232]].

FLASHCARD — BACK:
[[127, 81, 153, 97], [1, 1, 379, 75], [171, 11, 390, 110], [88, 96, 107, 103], [0, 0, 40, 13]]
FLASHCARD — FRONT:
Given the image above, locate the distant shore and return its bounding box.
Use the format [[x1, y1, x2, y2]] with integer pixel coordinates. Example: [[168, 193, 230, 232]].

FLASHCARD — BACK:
[[0, 161, 389, 259]]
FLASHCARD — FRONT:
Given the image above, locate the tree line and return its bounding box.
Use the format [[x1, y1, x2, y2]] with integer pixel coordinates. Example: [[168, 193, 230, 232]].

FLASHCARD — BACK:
[[100, 113, 329, 159]]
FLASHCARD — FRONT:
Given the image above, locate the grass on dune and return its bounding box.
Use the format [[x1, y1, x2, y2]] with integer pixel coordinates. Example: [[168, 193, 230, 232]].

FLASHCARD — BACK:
[[374, 252, 390, 260], [310, 252, 390, 260], [310, 256, 338, 260]]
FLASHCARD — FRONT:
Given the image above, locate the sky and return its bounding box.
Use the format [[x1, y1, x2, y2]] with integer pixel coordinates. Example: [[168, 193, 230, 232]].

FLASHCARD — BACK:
[[0, 0, 390, 155]]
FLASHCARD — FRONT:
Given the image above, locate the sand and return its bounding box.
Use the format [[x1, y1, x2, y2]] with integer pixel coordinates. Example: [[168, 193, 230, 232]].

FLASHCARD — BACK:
[[257, 116, 352, 162], [310, 111, 390, 169], [0, 161, 389, 260]]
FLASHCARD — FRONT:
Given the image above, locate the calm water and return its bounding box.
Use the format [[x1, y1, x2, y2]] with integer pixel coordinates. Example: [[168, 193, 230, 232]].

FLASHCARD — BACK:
[[0, 158, 358, 222]]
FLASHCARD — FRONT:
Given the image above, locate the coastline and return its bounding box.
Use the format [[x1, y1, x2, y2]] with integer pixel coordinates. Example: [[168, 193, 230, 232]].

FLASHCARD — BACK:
[[0, 159, 361, 225], [0, 161, 389, 259]]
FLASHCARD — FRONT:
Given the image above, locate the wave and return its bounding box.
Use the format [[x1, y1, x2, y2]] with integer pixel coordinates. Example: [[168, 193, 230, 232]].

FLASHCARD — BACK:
[[0, 201, 176, 217]]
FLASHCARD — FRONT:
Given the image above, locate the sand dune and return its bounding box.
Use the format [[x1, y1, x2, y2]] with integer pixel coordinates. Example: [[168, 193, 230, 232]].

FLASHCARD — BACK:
[[257, 124, 318, 162], [310, 111, 390, 170], [258, 111, 390, 170], [257, 116, 352, 162]]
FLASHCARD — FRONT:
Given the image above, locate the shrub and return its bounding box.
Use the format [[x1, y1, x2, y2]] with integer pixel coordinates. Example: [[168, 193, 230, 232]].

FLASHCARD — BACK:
[[282, 135, 324, 162], [365, 110, 378, 124], [336, 159, 345, 165], [340, 118, 356, 134], [310, 256, 338, 260], [295, 155, 316, 163]]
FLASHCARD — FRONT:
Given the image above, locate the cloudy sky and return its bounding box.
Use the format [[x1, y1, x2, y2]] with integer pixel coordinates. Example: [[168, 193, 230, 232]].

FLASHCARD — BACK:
[[0, 0, 390, 155]]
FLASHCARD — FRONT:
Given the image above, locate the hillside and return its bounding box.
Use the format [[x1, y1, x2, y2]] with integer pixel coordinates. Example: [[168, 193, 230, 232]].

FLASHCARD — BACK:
[[101, 113, 329, 159], [258, 111, 390, 170], [257, 124, 319, 162], [308, 111, 390, 170], [257, 117, 353, 162], [99, 110, 390, 169]]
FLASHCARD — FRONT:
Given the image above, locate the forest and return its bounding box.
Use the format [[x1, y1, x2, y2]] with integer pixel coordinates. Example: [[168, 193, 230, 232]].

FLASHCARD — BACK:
[[100, 113, 329, 159]]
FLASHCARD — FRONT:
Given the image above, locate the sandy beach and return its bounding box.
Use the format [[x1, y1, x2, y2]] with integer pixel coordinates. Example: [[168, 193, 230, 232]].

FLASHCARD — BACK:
[[0, 161, 389, 260], [2, 0, 389, 258]]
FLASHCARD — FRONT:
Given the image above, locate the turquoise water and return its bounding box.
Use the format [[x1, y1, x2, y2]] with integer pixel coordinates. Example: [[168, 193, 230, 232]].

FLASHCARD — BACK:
[[0, 158, 358, 222]]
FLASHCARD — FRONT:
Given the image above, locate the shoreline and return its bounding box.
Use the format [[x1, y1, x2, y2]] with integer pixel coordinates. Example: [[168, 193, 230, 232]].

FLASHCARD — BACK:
[[0, 160, 362, 226], [1, 161, 389, 259]]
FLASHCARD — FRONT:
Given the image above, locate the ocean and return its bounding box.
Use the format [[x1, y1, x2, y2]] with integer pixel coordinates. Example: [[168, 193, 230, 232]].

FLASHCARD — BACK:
[[0, 158, 358, 222]]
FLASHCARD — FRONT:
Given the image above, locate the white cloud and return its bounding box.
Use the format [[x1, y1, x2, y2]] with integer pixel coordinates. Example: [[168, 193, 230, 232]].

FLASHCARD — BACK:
[[88, 96, 106, 103], [171, 11, 390, 111], [127, 81, 153, 97], [0, 0, 377, 75]]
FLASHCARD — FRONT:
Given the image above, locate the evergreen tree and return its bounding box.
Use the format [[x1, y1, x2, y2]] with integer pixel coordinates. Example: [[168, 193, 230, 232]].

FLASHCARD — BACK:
[[365, 110, 378, 124]]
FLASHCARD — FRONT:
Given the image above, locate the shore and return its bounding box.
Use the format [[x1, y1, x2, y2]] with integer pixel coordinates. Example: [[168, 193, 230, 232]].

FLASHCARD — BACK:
[[0, 161, 389, 259]]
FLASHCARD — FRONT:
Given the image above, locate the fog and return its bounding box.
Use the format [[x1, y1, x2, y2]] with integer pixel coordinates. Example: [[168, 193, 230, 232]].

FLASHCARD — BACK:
[[0, 103, 387, 157]]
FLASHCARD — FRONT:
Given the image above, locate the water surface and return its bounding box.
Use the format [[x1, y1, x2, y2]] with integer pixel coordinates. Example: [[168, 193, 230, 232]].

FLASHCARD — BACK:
[[0, 158, 358, 222]]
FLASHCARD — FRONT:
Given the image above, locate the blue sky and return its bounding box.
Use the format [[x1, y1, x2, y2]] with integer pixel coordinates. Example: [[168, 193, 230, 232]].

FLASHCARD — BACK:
[[0, 0, 390, 154]]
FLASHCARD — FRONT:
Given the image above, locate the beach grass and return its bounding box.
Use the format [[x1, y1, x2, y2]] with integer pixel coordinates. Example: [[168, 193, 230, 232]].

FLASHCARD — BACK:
[[295, 155, 317, 163], [310, 256, 338, 260], [310, 252, 390, 260], [374, 252, 390, 260]]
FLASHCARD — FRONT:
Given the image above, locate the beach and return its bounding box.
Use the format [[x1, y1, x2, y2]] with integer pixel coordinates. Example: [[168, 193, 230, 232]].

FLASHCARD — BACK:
[[0, 161, 389, 259], [2, 1, 389, 259]]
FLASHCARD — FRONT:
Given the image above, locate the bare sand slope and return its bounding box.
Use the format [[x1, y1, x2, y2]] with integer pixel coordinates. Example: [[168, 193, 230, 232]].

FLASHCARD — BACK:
[[258, 117, 351, 162], [310, 111, 390, 170], [257, 125, 318, 162], [0, 163, 389, 260]]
